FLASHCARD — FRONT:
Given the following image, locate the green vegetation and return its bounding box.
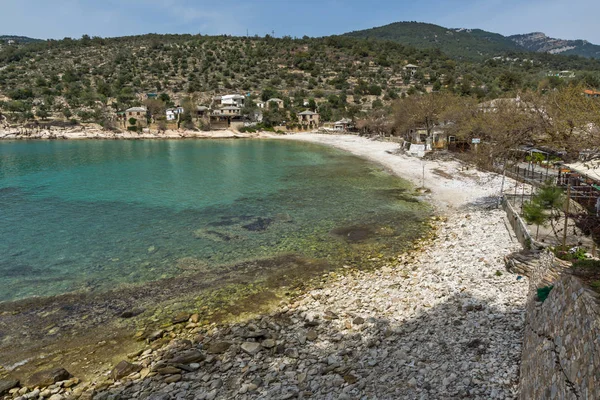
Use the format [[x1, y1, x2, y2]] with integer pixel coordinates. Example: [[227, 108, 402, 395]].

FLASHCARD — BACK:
[[345, 22, 600, 61], [1, 31, 600, 127], [345, 22, 522, 60]]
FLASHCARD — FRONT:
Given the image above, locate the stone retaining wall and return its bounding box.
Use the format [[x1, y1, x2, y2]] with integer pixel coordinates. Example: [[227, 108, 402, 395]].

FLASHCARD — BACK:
[[519, 251, 600, 400], [501, 195, 544, 250]]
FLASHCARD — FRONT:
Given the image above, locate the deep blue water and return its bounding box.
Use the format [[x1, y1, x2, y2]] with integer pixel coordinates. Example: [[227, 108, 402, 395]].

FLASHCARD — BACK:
[[0, 139, 428, 302]]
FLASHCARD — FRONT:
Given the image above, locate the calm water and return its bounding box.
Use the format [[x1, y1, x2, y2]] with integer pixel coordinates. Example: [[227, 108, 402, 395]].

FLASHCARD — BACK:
[[0, 139, 429, 303]]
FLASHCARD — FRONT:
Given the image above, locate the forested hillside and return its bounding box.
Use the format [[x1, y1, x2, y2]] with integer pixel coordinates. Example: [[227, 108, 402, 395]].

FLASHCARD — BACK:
[[346, 22, 600, 61], [1, 33, 600, 128]]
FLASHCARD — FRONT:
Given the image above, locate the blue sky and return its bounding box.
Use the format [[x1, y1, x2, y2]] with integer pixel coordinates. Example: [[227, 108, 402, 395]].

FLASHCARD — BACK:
[[1, 0, 599, 43]]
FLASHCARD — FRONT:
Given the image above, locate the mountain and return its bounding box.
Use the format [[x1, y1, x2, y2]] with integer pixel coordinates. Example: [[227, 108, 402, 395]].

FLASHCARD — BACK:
[[509, 32, 600, 59], [344, 22, 600, 60], [0, 35, 42, 44], [344, 22, 523, 60]]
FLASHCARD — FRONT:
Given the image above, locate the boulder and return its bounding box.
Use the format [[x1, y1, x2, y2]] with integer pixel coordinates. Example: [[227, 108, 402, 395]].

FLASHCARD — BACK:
[[206, 341, 232, 354], [0, 379, 19, 395], [27, 368, 72, 388], [169, 350, 205, 364], [111, 361, 143, 380], [241, 342, 261, 355]]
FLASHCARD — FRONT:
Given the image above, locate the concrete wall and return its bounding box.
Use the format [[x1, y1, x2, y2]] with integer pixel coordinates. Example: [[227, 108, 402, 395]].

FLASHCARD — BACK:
[[519, 251, 600, 400]]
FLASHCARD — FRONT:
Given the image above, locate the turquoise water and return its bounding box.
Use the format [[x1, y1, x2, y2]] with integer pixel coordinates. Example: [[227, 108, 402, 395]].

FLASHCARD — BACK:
[[0, 139, 428, 303]]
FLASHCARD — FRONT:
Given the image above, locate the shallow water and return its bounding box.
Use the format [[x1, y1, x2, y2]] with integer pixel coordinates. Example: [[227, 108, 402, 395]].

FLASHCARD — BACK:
[[0, 139, 429, 303]]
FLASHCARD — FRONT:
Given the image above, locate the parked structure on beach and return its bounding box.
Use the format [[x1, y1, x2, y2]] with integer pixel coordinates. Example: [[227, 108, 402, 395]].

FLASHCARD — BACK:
[[333, 118, 354, 132]]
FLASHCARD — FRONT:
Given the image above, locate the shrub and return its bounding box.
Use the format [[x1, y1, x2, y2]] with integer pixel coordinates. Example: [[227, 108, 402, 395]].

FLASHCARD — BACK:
[[572, 259, 600, 269]]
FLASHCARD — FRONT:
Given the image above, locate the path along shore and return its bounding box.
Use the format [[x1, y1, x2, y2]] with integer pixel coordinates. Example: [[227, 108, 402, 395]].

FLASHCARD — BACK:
[[1, 133, 530, 400]]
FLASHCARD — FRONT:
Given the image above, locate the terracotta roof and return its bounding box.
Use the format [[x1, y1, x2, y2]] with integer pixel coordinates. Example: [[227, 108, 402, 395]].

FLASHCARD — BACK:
[[584, 89, 600, 96]]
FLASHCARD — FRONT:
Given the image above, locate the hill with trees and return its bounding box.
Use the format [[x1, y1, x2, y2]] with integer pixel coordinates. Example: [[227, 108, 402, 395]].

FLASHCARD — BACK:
[[1, 32, 600, 130], [345, 22, 600, 61]]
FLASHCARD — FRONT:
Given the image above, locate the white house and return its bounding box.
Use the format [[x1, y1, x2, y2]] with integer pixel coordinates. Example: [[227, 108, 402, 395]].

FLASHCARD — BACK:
[[166, 106, 184, 121], [219, 94, 245, 107]]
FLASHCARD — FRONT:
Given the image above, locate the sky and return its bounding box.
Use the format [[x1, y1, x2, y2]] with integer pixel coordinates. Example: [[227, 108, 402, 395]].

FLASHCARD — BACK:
[[1, 0, 599, 44]]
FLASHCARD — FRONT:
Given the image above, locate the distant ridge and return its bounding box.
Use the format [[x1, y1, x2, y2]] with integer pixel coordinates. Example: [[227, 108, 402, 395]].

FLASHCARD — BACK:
[[0, 35, 42, 44], [344, 21, 600, 60], [509, 32, 600, 59]]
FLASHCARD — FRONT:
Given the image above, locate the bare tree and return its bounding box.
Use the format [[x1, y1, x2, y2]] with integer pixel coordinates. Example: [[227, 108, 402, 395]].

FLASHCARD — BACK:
[[392, 92, 458, 139]]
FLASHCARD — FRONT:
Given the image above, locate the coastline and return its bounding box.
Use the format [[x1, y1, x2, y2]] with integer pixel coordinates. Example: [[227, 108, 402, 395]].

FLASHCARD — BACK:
[[0, 133, 529, 400], [271, 132, 512, 210], [0, 127, 268, 140]]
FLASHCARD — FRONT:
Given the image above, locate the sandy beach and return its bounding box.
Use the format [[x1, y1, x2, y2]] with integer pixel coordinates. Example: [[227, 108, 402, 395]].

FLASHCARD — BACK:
[[0, 133, 530, 400], [273, 132, 517, 210]]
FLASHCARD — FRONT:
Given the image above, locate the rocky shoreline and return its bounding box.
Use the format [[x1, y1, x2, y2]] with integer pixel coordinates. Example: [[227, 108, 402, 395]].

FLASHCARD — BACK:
[[1, 134, 529, 399], [0, 125, 266, 140]]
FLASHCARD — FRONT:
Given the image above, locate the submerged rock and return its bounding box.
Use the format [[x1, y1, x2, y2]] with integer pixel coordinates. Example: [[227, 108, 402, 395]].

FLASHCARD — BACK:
[[330, 225, 375, 243], [242, 217, 273, 232]]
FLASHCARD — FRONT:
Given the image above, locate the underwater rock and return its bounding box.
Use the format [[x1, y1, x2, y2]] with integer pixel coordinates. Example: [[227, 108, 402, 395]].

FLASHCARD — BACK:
[[193, 229, 237, 242], [242, 217, 273, 232], [330, 225, 375, 243], [176, 257, 208, 272], [118, 308, 144, 319]]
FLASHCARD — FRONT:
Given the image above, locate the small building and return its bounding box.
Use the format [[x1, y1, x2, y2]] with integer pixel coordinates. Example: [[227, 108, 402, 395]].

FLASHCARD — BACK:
[[210, 107, 244, 130], [166, 106, 184, 121], [255, 101, 266, 109], [217, 94, 245, 108], [220, 106, 241, 116], [333, 118, 353, 132], [404, 64, 418, 76], [267, 98, 284, 109], [195, 106, 210, 120], [297, 110, 320, 130], [407, 127, 447, 150], [124, 106, 148, 127]]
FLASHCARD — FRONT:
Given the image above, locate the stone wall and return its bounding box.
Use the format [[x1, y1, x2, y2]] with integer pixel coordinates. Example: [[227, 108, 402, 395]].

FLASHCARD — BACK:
[[519, 251, 600, 400], [501, 196, 545, 250]]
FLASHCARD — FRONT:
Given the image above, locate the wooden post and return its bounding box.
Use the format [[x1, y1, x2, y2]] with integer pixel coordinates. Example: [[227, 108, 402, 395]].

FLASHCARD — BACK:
[[562, 182, 571, 248]]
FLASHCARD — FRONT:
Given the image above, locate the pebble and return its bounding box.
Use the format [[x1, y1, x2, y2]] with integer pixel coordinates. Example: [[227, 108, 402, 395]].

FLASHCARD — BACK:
[[78, 206, 528, 400]]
